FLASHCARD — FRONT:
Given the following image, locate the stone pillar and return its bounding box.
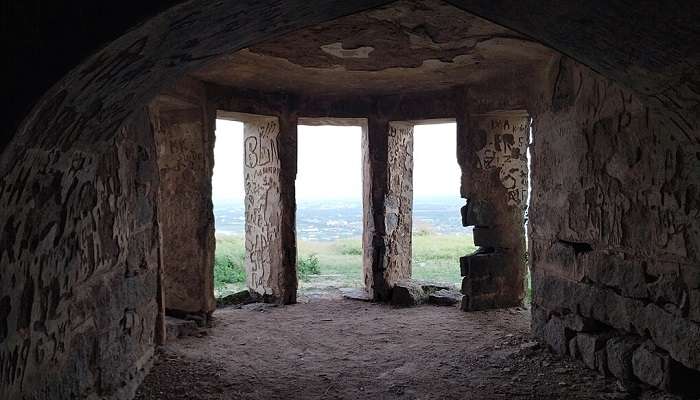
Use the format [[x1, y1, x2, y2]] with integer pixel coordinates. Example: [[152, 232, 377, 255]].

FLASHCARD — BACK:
[[458, 110, 529, 310], [363, 118, 413, 301], [242, 114, 297, 304], [151, 99, 216, 319]]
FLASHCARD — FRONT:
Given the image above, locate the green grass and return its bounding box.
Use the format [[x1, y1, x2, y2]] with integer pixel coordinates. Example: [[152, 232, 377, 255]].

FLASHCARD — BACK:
[[214, 233, 477, 297]]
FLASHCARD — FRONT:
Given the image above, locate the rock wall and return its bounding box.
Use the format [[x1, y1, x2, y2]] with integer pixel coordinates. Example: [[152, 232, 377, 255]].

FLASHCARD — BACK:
[[458, 111, 528, 310], [243, 115, 297, 303], [0, 108, 160, 399], [530, 59, 700, 392], [150, 91, 216, 318]]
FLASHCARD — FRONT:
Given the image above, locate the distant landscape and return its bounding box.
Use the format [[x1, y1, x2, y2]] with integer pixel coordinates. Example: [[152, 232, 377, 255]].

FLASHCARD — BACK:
[[213, 197, 475, 297]]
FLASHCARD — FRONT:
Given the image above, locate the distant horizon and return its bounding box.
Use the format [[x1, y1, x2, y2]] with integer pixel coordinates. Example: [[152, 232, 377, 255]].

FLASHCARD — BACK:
[[212, 120, 461, 203]]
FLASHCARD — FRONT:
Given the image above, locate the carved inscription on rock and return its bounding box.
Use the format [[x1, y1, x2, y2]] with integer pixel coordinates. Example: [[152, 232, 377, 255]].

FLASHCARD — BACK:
[[385, 122, 414, 286], [474, 115, 529, 208], [244, 117, 282, 296]]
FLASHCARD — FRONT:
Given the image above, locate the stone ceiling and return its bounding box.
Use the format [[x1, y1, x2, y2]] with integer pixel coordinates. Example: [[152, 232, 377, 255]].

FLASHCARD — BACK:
[[190, 0, 557, 96]]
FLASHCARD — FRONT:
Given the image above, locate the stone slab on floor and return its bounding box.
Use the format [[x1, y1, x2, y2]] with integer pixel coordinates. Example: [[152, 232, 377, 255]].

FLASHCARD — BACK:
[[428, 289, 463, 306], [340, 287, 371, 301], [165, 316, 199, 341]]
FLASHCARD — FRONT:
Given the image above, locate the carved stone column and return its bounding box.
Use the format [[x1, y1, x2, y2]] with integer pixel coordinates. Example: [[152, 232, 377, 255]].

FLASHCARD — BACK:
[[242, 114, 297, 304], [150, 87, 216, 319], [363, 118, 414, 301], [458, 110, 529, 310]]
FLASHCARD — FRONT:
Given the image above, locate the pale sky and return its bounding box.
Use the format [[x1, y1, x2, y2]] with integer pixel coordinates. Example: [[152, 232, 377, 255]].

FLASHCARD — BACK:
[[212, 120, 460, 202]]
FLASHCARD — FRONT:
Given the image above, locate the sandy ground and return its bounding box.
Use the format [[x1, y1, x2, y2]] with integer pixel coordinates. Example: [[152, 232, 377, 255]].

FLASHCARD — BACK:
[[136, 299, 680, 400]]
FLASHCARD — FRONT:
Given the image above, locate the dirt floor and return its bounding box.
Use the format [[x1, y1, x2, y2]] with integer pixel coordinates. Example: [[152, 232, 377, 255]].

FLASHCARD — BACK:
[[136, 299, 681, 400]]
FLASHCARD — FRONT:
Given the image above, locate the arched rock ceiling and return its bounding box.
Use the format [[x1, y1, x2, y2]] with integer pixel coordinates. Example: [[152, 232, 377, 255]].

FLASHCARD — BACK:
[[190, 0, 557, 96]]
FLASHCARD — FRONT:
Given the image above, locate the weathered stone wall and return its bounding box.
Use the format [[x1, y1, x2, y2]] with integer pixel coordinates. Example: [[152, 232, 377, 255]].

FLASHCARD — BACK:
[[458, 110, 528, 310], [242, 114, 297, 303], [150, 88, 216, 318], [530, 58, 700, 391], [0, 108, 160, 399]]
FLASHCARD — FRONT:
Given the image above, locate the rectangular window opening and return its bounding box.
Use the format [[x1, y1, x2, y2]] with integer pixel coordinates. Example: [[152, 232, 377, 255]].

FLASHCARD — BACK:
[[212, 118, 246, 298], [296, 123, 364, 297], [411, 121, 474, 287]]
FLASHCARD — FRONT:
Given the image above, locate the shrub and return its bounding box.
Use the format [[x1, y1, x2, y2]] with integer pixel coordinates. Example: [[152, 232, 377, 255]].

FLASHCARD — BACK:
[[214, 254, 246, 288], [414, 221, 435, 236], [335, 239, 363, 256], [297, 253, 321, 281]]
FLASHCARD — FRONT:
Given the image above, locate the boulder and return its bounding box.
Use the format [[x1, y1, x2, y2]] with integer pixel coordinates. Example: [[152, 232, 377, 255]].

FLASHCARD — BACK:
[[606, 336, 641, 382], [391, 280, 427, 307], [217, 289, 255, 307], [576, 332, 611, 374], [632, 342, 672, 390], [543, 315, 571, 355], [428, 289, 463, 306], [415, 281, 455, 294]]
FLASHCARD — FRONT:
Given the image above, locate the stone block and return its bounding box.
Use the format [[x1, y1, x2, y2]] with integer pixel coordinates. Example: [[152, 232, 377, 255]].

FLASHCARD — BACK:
[[561, 312, 602, 332], [415, 281, 455, 294], [632, 343, 672, 390], [217, 290, 254, 307], [165, 316, 198, 341], [461, 199, 494, 227], [473, 227, 500, 247], [339, 288, 370, 301], [531, 304, 548, 339], [576, 332, 610, 374], [606, 336, 641, 382], [569, 336, 580, 359], [690, 289, 700, 323], [428, 289, 463, 306], [391, 280, 427, 307], [543, 315, 571, 355]]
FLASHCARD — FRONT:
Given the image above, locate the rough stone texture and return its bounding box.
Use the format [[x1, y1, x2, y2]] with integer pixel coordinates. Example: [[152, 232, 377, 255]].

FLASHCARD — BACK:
[[339, 288, 371, 302], [150, 80, 216, 318], [458, 111, 529, 310], [541, 315, 571, 356], [385, 122, 414, 288], [191, 0, 554, 97], [632, 343, 673, 390], [165, 317, 198, 341], [0, 109, 160, 399], [606, 336, 641, 382], [2, 0, 699, 398], [216, 290, 254, 307], [575, 333, 609, 374], [428, 289, 463, 306], [530, 58, 700, 389], [390, 280, 427, 307], [241, 114, 298, 304], [362, 119, 413, 301]]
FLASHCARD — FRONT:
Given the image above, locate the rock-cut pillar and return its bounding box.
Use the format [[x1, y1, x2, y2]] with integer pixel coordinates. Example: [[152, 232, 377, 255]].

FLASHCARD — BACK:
[[458, 111, 529, 310], [363, 119, 414, 301], [242, 114, 297, 304]]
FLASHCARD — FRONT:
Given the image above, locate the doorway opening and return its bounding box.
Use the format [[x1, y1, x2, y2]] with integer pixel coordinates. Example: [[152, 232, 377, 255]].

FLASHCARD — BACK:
[[411, 121, 473, 286], [212, 119, 246, 298], [295, 119, 365, 298]]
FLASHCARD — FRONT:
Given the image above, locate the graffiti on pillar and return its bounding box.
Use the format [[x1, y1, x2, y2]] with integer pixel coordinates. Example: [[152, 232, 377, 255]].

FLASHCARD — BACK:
[[244, 117, 281, 296], [475, 116, 529, 208], [385, 122, 414, 285]]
